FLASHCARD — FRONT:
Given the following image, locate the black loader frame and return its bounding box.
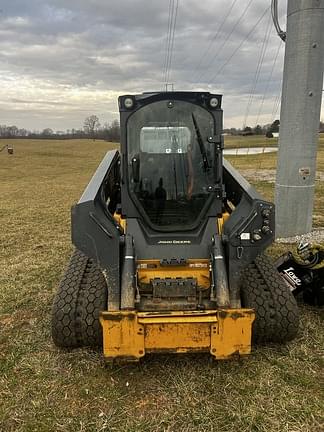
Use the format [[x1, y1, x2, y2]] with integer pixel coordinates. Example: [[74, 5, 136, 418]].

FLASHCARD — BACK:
[[52, 92, 299, 361]]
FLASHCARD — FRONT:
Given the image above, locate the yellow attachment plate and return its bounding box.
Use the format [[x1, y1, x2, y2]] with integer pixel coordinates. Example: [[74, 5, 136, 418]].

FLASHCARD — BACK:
[[100, 309, 255, 361]]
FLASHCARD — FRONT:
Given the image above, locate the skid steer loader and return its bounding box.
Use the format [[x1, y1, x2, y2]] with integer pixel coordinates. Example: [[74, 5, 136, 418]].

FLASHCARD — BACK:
[[52, 92, 299, 361]]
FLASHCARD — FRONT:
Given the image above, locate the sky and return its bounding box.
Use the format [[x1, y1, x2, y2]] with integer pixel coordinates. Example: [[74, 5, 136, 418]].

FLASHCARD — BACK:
[[0, 0, 322, 131]]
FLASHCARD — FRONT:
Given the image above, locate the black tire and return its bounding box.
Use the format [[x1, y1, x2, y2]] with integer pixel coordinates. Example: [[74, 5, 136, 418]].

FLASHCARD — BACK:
[[52, 250, 107, 348], [240, 254, 299, 343]]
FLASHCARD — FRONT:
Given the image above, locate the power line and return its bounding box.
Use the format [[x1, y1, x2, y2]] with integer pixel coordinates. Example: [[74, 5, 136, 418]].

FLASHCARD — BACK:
[[162, 0, 179, 86], [162, 0, 173, 84], [162, 0, 174, 86], [195, 0, 254, 83], [271, 0, 286, 41], [191, 0, 239, 81], [271, 87, 282, 121], [255, 39, 282, 125], [243, 12, 272, 128], [166, 0, 179, 83], [206, 6, 269, 83]]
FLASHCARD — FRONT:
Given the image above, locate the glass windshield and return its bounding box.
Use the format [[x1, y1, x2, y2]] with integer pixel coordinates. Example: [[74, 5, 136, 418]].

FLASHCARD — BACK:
[[127, 100, 216, 229]]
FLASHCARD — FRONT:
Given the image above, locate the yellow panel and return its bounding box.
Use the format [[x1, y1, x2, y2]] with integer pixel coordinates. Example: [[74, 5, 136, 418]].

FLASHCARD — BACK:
[[137, 310, 218, 324], [100, 309, 255, 361], [113, 213, 126, 231], [217, 211, 230, 234], [144, 323, 211, 351], [137, 259, 210, 288], [100, 312, 144, 361], [211, 309, 255, 359]]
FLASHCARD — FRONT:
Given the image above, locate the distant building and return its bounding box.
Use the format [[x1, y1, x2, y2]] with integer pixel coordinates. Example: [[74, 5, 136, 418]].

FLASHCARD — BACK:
[[266, 131, 279, 138], [241, 130, 254, 136]]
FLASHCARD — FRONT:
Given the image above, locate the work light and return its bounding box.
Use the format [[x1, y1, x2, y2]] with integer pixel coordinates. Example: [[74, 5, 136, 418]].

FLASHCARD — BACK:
[[124, 97, 134, 109], [209, 97, 219, 108]]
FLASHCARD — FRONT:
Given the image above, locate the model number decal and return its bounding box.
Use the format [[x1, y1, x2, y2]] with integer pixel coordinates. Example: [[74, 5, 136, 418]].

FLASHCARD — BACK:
[[157, 240, 191, 244]]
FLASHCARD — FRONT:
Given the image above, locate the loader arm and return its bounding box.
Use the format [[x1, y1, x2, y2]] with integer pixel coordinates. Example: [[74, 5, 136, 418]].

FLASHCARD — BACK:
[[222, 158, 275, 307], [71, 149, 122, 310]]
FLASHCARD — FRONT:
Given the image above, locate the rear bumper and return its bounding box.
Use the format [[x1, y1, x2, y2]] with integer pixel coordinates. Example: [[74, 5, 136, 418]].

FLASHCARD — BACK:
[[100, 309, 255, 361]]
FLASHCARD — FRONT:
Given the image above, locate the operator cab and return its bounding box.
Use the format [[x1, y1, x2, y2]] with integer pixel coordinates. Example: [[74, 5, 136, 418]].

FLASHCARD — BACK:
[[119, 92, 224, 232]]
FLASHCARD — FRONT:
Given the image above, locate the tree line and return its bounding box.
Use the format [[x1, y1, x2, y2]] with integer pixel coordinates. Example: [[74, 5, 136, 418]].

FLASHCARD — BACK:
[[225, 120, 324, 136], [0, 116, 120, 141], [223, 120, 280, 137], [1, 118, 323, 140]]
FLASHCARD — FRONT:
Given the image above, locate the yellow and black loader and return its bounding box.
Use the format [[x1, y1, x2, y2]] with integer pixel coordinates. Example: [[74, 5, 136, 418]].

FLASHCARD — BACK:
[[52, 92, 299, 361]]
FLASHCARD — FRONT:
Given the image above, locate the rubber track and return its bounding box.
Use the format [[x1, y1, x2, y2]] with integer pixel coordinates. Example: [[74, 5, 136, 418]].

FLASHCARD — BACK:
[[75, 259, 107, 346], [52, 250, 107, 348], [240, 254, 299, 343]]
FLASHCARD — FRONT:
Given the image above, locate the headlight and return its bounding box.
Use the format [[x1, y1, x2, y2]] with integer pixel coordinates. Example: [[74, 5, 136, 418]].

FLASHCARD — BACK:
[[124, 97, 134, 109], [209, 97, 219, 108]]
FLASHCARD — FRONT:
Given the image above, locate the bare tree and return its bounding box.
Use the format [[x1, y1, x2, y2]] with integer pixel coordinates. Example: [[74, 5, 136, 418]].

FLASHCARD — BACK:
[[42, 128, 54, 137], [84, 115, 100, 141]]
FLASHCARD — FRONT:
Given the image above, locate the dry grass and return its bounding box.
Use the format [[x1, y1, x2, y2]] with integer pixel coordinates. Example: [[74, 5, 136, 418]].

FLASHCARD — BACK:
[[226, 134, 324, 228], [224, 134, 279, 149], [0, 138, 323, 432]]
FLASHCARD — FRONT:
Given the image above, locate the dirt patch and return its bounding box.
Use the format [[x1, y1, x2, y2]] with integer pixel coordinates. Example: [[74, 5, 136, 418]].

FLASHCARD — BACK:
[[241, 169, 324, 183], [276, 228, 324, 244]]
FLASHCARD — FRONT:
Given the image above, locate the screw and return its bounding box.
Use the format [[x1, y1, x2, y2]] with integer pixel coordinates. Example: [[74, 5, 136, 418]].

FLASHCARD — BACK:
[[253, 233, 262, 241]]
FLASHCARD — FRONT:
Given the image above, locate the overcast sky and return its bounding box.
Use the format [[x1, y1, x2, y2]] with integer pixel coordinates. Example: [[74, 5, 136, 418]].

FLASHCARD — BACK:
[[0, 0, 322, 131]]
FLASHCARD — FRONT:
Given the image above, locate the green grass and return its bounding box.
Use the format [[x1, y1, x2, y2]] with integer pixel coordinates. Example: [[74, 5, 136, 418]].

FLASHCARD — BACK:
[[0, 138, 323, 432], [225, 134, 324, 227], [224, 134, 279, 149]]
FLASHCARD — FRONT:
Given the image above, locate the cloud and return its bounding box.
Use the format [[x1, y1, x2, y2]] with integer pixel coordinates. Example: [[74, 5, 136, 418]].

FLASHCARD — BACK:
[[0, 0, 321, 130]]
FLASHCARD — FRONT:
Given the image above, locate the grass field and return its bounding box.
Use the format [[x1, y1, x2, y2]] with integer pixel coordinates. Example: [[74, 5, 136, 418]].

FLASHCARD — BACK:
[[0, 137, 323, 432]]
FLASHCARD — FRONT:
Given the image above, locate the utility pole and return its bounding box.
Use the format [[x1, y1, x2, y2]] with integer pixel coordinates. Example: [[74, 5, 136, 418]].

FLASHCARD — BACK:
[[275, 0, 324, 237]]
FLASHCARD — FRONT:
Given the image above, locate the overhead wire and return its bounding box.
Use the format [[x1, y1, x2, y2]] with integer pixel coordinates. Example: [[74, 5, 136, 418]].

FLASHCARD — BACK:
[[271, 0, 286, 41], [271, 86, 282, 122], [162, 0, 174, 86], [162, 0, 179, 87], [166, 0, 179, 83], [242, 12, 272, 128], [191, 0, 239, 81], [255, 39, 282, 126], [268, 1, 286, 123], [206, 6, 269, 84], [195, 0, 254, 83]]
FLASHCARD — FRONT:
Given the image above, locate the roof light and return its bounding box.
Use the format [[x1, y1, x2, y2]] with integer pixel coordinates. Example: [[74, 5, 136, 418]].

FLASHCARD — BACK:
[[124, 97, 134, 109], [209, 97, 219, 108]]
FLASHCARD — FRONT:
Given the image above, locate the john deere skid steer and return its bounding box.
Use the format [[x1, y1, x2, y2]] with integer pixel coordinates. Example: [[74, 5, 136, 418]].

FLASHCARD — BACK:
[[52, 92, 299, 361]]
